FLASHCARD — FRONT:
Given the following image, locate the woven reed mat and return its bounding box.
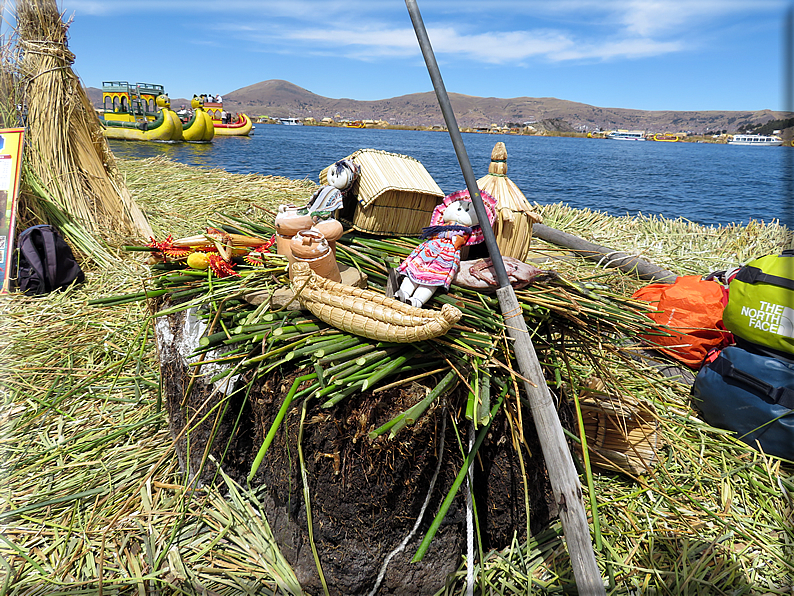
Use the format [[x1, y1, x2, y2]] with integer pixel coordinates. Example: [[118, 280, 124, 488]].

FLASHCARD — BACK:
[[578, 377, 665, 476]]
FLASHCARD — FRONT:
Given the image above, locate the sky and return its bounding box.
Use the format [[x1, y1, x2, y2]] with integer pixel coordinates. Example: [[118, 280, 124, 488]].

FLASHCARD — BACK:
[[3, 0, 793, 112]]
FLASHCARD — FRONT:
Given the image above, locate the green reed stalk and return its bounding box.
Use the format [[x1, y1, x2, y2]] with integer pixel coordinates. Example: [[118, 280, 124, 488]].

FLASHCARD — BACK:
[[247, 372, 318, 484]]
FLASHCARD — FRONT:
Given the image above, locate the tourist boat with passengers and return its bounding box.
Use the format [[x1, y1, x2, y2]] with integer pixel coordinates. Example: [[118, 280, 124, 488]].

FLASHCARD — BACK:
[[212, 113, 253, 136], [101, 81, 183, 142], [606, 130, 647, 141], [202, 96, 254, 136], [728, 134, 783, 146]]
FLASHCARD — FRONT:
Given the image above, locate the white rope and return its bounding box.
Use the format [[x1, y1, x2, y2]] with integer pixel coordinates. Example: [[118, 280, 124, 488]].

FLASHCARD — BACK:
[[367, 410, 447, 596], [595, 250, 641, 270], [465, 420, 476, 596]]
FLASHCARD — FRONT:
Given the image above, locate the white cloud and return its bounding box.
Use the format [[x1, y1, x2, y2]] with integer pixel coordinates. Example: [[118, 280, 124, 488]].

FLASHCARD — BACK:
[[285, 27, 418, 56], [617, 0, 785, 36], [56, 0, 784, 65], [427, 28, 576, 63], [554, 37, 685, 61], [281, 24, 681, 64]]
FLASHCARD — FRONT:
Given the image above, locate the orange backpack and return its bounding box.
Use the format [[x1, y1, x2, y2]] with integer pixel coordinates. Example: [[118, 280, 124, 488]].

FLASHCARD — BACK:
[[632, 275, 733, 368]]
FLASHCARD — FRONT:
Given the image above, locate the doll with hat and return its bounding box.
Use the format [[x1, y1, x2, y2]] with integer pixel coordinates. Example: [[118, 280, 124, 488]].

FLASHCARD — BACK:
[[395, 189, 497, 308]]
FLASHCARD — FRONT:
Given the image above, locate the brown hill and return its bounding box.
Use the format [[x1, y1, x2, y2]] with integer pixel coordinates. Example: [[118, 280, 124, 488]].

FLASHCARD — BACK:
[[223, 80, 789, 133], [86, 80, 789, 134]]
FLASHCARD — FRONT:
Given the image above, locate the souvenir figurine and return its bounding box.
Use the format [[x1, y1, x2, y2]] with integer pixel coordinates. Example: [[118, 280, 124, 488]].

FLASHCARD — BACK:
[[307, 159, 361, 216], [395, 189, 496, 308], [326, 158, 360, 193]]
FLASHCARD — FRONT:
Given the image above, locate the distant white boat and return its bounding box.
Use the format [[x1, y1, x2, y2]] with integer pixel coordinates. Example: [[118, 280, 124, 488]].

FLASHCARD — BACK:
[[728, 134, 783, 146], [606, 130, 646, 141], [279, 118, 303, 126]]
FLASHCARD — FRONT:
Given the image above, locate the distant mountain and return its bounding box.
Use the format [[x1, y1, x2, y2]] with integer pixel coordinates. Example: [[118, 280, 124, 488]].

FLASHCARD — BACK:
[[223, 80, 791, 133], [85, 80, 790, 134], [85, 86, 102, 106]]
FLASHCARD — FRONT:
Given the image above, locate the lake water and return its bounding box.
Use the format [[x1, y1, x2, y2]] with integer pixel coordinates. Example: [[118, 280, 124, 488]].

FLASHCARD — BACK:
[[108, 125, 794, 228]]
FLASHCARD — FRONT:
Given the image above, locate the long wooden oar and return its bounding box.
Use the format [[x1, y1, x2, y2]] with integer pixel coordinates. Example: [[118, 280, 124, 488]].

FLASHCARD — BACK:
[[404, 2, 606, 593]]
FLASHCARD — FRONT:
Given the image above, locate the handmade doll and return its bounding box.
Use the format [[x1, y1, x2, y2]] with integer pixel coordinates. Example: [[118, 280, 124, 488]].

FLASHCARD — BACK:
[[395, 189, 496, 308], [305, 158, 361, 217]]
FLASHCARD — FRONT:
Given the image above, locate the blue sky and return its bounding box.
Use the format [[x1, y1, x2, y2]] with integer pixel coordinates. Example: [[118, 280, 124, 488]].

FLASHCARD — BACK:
[[4, 1, 792, 112]]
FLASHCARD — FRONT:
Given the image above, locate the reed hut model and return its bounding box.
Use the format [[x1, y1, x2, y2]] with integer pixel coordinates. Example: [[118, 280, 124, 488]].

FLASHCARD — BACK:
[[319, 148, 444, 236], [477, 142, 542, 261]]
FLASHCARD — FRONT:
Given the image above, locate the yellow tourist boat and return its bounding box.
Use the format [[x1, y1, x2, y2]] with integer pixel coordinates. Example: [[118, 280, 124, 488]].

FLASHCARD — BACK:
[[180, 96, 215, 142], [101, 81, 182, 142], [203, 96, 254, 136], [213, 113, 254, 136]]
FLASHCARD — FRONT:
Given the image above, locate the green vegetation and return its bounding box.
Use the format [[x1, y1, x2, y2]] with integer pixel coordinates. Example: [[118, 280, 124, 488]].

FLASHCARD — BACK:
[[1, 157, 792, 594]]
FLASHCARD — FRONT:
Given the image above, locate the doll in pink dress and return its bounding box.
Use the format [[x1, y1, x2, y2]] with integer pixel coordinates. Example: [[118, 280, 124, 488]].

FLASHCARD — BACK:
[[396, 189, 496, 308]]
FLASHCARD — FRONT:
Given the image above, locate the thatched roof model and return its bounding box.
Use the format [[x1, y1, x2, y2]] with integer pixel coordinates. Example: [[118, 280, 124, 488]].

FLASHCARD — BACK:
[[321, 148, 444, 208], [320, 148, 445, 236]]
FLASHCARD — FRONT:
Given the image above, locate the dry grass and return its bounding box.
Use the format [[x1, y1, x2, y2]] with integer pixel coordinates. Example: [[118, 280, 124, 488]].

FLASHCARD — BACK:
[[118, 156, 317, 240], [536, 202, 791, 278]]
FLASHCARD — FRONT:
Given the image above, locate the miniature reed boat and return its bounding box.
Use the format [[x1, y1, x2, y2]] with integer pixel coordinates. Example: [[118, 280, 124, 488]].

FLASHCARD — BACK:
[[290, 262, 462, 343]]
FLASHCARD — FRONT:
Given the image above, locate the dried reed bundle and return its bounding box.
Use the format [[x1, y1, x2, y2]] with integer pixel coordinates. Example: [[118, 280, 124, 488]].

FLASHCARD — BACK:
[[477, 142, 542, 260], [0, 31, 17, 129], [578, 377, 664, 476], [14, 0, 152, 243], [290, 261, 462, 342]]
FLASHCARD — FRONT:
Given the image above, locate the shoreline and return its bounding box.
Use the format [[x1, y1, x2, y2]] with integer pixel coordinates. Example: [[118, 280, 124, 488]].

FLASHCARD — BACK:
[[248, 119, 763, 145]]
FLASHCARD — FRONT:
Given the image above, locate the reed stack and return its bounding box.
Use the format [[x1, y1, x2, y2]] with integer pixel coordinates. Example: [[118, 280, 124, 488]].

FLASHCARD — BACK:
[[12, 0, 151, 244]]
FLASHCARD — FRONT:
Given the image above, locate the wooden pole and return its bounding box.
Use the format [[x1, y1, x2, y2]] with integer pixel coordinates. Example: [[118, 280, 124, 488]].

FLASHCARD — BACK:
[[533, 223, 678, 282], [404, 2, 606, 593]]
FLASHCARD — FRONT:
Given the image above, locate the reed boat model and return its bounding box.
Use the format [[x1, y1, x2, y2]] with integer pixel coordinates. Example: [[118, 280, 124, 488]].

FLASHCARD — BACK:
[[290, 262, 462, 343]]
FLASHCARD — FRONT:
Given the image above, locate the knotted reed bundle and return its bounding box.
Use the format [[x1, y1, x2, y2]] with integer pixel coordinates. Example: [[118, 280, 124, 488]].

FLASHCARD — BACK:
[[477, 142, 542, 261], [578, 377, 664, 476], [14, 0, 152, 243], [290, 261, 462, 342]]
